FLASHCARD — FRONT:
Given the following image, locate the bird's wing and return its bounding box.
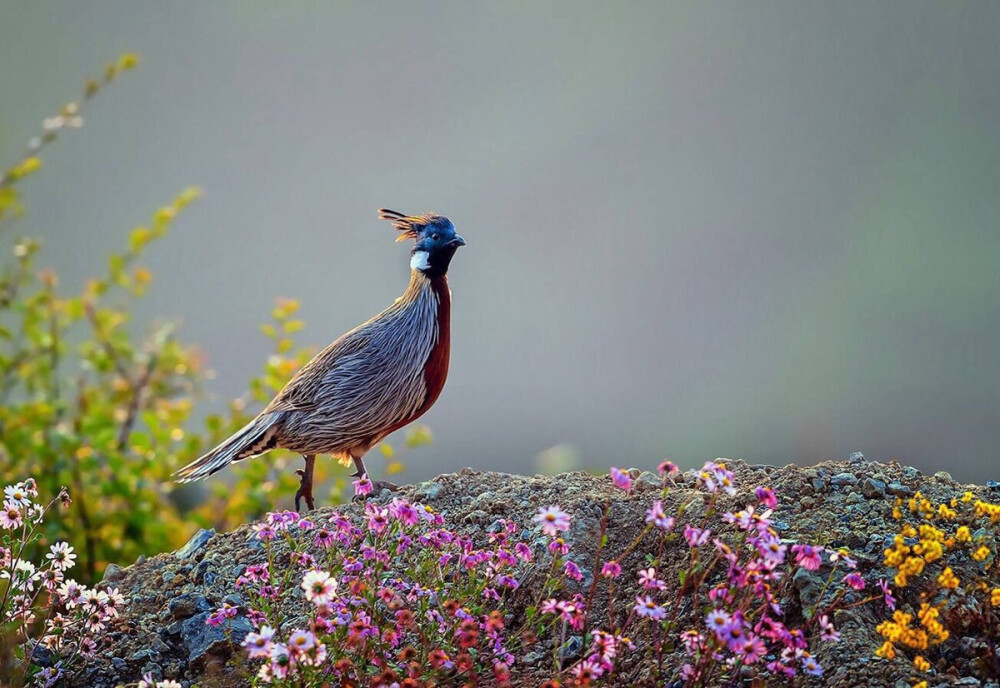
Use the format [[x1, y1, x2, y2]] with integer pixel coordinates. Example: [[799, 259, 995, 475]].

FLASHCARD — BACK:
[[264, 327, 373, 414]]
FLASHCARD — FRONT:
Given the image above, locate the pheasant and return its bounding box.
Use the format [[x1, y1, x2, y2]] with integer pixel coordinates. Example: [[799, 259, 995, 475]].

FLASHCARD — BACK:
[[175, 208, 466, 510]]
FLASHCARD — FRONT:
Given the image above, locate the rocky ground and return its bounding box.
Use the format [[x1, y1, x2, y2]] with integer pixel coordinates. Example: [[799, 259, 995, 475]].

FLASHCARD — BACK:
[[65, 454, 999, 687]]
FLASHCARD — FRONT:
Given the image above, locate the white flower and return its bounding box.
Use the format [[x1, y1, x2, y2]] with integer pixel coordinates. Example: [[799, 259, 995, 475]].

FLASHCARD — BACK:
[[46, 542, 76, 571], [300, 570, 337, 605], [4, 484, 32, 508], [0, 500, 23, 529]]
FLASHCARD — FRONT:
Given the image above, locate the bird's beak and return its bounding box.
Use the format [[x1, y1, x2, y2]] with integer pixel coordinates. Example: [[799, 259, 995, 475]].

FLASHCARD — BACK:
[[448, 235, 467, 248]]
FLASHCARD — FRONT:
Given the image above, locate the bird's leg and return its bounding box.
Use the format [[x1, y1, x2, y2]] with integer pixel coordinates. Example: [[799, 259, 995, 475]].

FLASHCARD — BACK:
[[294, 454, 316, 512], [350, 454, 397, 500]]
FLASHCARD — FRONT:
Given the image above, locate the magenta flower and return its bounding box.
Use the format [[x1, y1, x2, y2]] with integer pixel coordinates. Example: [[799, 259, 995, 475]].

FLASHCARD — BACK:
[[601, 561, 623, 578], [533, 506, 571, 537], [633, 595, 666, 620], [514, 542, 532, 561], [877, 578, 896, 610], [754, 486, 778, 509], [564, 560, 583, 581], [609, 467, 633, 493], [842, 572, 865, 590]]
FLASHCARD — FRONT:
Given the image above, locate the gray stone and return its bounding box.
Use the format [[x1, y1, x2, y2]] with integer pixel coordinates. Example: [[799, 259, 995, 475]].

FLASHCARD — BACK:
[[845, 492, 864, 505], [848, 451, 866, 463], [167, 593, 211, 621], [558, 635, 584, 662], [986, 480, 1000, 491], [522, 651, 545, 666], [792, 567, 824, 607], [830, 473, 858, 488], [933, 470, 953, 482], [176, 611, 253, 664], [101, 563, 125, 583], [175, 528, 215, 559], [862, 477, 886, 499], [953, 679, 981, 686], [636, 471, 660, 490], [799, 496, 815, 509], [887, 482, 913, 497], [811, 478, 827, 492], [413, 481, 442, 500]]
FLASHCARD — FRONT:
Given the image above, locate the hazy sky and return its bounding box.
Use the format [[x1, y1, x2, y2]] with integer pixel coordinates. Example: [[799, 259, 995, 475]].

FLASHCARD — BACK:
[[2, 2, 998, 483]]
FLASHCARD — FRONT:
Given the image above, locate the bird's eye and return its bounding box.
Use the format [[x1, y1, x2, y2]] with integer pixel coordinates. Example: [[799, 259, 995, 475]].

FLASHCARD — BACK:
[[431, 233, 440, 241]]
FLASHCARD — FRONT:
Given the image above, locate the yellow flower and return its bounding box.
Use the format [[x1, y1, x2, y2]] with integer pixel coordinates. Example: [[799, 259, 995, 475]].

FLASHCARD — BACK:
[[936, 567, 959, 590], [955, 526, 971, 542], [913, 655, 930, 671], [912, 682, 928, 688], [991, 588, 1000, 606], [973, 545, 991, 562], [875, 641, 896, 659]]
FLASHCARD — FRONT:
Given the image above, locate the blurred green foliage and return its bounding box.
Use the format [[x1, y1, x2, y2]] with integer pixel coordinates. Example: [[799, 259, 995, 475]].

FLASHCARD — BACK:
[[0, 55, 428, 583]]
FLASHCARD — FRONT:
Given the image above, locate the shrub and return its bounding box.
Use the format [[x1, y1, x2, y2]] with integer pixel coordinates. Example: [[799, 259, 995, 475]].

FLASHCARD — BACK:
[[877, 489, 1000, 683], [0, 55, 422, 584]]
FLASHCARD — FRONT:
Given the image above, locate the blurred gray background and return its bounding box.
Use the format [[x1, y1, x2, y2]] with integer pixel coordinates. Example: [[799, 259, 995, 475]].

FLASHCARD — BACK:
[[2, 2, 998, 483]]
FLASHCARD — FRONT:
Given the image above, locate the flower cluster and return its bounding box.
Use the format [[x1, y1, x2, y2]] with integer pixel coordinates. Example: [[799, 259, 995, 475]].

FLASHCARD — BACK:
[[523, 461, 884, 686], [878, 488, 1000, 679], [229, 489, 528, 685], [1, 481, 119, 687]]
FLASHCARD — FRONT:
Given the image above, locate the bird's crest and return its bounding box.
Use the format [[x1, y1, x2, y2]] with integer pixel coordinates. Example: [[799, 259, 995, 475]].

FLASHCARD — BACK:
[[378, 208, 445, 242]]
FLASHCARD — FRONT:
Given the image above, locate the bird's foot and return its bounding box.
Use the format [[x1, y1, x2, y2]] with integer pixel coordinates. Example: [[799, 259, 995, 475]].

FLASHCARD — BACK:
[[294, 468, 316, 513], [351, 479, 399, 502]]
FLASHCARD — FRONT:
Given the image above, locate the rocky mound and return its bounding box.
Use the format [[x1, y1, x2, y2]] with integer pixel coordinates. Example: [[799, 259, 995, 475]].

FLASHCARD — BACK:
[[68, 455, 999, 687]]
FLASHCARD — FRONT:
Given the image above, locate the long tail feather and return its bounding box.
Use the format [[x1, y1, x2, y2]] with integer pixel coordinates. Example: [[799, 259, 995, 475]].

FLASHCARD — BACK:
[[174, 412, 282, 482]]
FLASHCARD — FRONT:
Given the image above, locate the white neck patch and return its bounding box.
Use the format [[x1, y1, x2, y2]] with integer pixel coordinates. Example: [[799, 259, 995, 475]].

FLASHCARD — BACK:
[[410, 250, 431, 271]]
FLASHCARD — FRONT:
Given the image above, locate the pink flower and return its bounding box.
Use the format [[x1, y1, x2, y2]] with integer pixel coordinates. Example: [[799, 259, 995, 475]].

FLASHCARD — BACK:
[[637, 567, 666, 591], [802, 654, 823, 676], [791, 544, 823, 571], [533, 506, 571, 537], [842, 572, 865, 590], [698, 460, 737, 495], [514, 542, 532, 561], [658, 461, 679, 476], [0, 501, 23, 530], [609, 467, 632, 493], [564, 561, 583, 581], [288, 629, 317, 655], [601, 561, 622, 578], [301, 570, 337, 605], [633, 595, 666, 620], [683, 524, 710, 547], [705, 609, 732, 638], [735, 635, 766, 664], [818, 615, 840, 642], [645, 501, 675, 531], [352, 476, 373, 497]]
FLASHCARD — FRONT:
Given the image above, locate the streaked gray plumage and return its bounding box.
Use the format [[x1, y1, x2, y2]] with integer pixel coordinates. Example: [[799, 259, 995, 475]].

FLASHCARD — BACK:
[[175, 209, 465, 510]]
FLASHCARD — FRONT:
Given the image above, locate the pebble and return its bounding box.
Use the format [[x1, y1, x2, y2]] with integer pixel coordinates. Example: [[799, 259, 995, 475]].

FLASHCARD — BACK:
[[831, 473, 859, 488], [413, 481, 442, 500], [933, 471, 953, 482], [102, 563, 126, 583], [986, 480, 1000, 491], [849, 451, 866, 463], [175, 529, 215, 559], [887, 481, 913, 497], [862, 477, 886, 499]]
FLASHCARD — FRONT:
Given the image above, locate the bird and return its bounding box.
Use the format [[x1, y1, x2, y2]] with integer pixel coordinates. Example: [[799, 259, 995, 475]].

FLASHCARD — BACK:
[[175, 208, 466, 511]]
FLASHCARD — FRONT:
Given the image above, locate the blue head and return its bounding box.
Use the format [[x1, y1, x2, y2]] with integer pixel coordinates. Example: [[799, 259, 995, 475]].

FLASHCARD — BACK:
[[378, 208, 466, 278]]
